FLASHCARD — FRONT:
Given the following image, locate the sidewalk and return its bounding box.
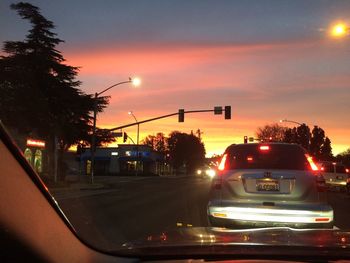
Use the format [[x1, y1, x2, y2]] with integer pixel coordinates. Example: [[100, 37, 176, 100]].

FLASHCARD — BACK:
[[46, 174, 153, 193], [45, 173, 190, 194], [45, 175, 106, 194]]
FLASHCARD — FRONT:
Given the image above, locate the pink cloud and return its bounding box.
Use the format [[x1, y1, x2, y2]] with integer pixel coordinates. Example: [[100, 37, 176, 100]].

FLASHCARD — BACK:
[[64, 39, 349, 156]]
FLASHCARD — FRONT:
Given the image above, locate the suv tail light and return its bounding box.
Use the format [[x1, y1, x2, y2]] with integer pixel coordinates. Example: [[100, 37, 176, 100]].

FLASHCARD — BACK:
[[259, 145, 270, 151], [305, 154, 319, 171], [218, 154, 227, 171], [214, 154, 227, 190]]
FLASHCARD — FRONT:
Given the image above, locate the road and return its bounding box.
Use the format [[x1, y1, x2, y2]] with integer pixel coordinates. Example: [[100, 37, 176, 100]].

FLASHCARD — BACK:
[[52, 176, 350, 251], [54, 176, 211, 250]]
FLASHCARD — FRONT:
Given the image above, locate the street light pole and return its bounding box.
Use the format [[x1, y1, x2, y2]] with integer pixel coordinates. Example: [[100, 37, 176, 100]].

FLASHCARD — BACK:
[[279, 119, 302, 126], [90, 78, 141, 183], [128, 111, 139, 176], [90, 92, 98, 183]]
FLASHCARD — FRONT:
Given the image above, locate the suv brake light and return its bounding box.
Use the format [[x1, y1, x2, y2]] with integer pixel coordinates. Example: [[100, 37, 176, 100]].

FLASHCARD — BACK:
[[259, 145, 270, 151], [218, 154, 227, 171], [305, 154, 318, 171]]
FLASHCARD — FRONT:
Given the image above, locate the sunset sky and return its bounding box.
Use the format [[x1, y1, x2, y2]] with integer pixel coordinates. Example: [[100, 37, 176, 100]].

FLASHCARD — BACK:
[[1, 0, 350, 156]]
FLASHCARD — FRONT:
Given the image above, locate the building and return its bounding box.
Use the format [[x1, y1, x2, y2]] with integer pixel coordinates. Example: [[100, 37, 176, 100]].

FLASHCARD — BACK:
[[79, 144, 168, 176]]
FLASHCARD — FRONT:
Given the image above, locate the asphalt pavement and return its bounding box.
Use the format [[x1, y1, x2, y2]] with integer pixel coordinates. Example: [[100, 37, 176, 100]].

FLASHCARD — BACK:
[[51, 175, 211, 250], [48, 175, 350, 251]]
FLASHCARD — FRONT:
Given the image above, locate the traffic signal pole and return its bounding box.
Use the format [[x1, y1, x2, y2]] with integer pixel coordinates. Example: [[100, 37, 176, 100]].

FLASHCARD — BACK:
[[106, 106, 230, 176], [108, 106, 231, 132], [109, 112, 179, 131]]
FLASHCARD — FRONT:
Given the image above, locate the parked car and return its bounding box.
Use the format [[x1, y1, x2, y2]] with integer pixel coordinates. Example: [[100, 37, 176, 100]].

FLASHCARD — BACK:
[[208, 143, 333, 229], [318, 161, 348, 192]]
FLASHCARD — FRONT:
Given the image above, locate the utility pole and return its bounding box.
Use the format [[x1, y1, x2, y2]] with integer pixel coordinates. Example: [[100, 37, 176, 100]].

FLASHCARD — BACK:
[[196, 128, 203, 140]]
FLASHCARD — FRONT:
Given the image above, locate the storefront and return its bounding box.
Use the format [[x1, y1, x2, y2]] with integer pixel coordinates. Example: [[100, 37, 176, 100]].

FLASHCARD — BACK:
[[24, 138, 46, 174], [80, 145, 167, 176]]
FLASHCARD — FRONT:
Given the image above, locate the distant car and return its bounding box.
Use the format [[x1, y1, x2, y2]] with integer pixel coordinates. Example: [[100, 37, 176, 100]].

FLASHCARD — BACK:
[[208, 143, 333, 229], [196, 165, 216, 179], [318, 161, 348, 192], [344, 167, 350, 195]]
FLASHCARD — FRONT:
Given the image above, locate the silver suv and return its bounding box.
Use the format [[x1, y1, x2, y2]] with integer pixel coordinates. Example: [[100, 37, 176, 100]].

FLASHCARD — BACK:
[[208, 143, 333, 229]]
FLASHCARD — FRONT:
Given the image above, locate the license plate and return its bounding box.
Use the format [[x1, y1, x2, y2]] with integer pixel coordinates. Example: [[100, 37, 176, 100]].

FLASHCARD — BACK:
[[256, 180, 279, 191], [337, 176, 343, 180]]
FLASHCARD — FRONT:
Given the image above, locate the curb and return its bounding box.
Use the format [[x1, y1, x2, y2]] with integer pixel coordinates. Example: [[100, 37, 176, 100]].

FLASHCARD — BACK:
[[78, 183, 106, 190], [49, 183, 107, 193]]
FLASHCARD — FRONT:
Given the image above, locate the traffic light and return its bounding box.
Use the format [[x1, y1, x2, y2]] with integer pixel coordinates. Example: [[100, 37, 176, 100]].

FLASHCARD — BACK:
[[214, 106, 223, 115], [244, 136, 248, 144], [224, 106, 231, 119], [123, 132, 128, 143], [178, 109, 184, 122]]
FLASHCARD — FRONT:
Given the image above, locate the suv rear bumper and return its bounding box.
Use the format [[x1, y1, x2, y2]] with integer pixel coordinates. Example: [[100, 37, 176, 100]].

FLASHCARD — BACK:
[[208, 203, 333, 228], [326, 181, 347, 191]]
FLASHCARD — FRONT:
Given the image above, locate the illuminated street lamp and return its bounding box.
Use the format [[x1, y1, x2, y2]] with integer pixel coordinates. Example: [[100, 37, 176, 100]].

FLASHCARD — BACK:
[[330, 23, 349, 38], [128, 111, 140, 176], [131, 77, 141, 86], [128, 111, 139, 146], [279, 119, 302, 126], [90, 77, 141, 183]]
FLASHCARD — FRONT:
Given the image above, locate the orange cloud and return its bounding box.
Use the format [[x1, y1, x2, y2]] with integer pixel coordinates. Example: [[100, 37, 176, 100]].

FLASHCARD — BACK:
[[64, 40, 349, 156], [65, 40, 313, 79]]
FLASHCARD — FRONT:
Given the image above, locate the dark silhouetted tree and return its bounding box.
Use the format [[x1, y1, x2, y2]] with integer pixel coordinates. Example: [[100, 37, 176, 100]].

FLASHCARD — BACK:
[[320, 137, 333, 161], [296, 124, 310, 150], [95, 128, 117, 147], [310, 126, 326, 159], [142, 132, 167, 153], [258, 123, 333, 159], [282, 124, 310, 150], [0, 2, 109, 178], [256, 123, 287, 142], [167, 131, 206, 174], [283, 127, 297, 143], [154, 132, 167, 153], [336, 148, 350, 167]]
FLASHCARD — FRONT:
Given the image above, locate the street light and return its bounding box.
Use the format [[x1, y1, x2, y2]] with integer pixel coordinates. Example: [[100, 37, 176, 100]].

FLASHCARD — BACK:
[[330, 22, 349, 38], [279, 119, 302, 126], [128, 111, 139, 146], [128, 111, 140, 176], [90, 77, 141, 183]]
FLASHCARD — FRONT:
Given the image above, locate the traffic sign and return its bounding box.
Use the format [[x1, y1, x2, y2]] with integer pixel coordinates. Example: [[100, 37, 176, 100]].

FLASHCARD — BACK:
[[111, 132, 123, 137]]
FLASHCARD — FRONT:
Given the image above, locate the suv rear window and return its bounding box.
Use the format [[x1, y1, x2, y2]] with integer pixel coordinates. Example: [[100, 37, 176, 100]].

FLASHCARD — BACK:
[[225, 144, 309, 170], [322, 163, 334, 173], [336, 165, 346, 174], [320, 163, 346, 173]]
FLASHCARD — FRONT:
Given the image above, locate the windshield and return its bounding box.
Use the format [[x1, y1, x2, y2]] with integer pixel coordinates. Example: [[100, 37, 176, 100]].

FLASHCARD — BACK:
[[1, 0, 350, 258], [336, 165, 347, 174], [322, 162, 335, 173]]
